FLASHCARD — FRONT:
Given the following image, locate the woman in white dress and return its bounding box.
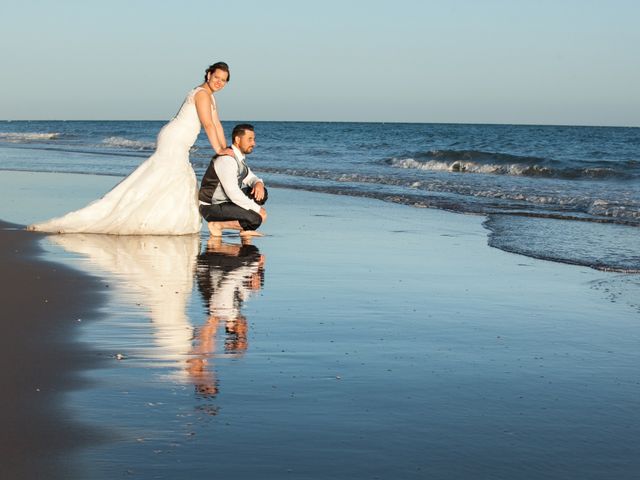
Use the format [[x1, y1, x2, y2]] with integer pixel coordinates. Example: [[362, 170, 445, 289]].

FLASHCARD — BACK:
[[28, 62, 233, 235]]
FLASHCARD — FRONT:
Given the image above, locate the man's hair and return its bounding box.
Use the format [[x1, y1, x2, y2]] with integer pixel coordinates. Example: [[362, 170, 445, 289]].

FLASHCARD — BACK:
[[232, 124, 255, 143]]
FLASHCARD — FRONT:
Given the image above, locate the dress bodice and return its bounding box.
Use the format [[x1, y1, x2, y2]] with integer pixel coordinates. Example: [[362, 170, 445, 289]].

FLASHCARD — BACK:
[[157, 87, 215, 154], [173, 88, 215, 128]]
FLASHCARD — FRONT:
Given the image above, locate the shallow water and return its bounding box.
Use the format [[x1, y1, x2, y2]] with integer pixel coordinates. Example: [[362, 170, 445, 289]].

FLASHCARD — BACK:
[[485, 215, 640, 273], [34, 190, 640, 480], [1, 120, 639, 271]]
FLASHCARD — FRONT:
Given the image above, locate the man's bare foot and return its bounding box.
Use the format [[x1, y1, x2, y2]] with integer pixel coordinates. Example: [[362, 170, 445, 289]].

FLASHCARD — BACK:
[[207, 236, 223, 250], [207, 222, 223, 237], [239, 230, 264, 238]]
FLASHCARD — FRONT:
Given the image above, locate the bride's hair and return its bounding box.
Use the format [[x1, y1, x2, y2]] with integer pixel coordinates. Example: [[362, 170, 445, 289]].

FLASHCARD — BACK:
[[204, 62, 230, 82]]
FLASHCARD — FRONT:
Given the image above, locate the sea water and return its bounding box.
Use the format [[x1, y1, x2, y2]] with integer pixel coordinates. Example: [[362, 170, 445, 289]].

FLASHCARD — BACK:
[[1, 120, 638, 272], [30, 189, 640, 479], [2, 132, 640, 478]]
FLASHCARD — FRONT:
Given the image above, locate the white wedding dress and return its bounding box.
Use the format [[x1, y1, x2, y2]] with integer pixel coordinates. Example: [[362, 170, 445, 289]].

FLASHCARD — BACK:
[[28, 87, 214, 235]]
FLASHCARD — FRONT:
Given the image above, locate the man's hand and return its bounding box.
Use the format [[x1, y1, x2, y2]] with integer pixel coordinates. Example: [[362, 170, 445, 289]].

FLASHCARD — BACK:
[[259, 207, 267, 223], [252, 182, 266, 202]]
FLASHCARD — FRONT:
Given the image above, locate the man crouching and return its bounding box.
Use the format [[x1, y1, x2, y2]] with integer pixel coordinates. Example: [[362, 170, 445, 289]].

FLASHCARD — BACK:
[[199, 123, 268, 238]]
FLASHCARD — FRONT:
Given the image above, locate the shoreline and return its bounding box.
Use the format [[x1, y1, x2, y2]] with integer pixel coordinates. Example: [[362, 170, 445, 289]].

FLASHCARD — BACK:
[[1, 167, 638, 274], [0, 220, 108, 479]]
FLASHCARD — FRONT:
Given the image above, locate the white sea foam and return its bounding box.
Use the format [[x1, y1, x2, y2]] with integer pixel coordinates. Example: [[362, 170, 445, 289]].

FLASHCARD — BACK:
[[102, 136, 155, 151], [0, 132, 61, 142], [588, 200, 640, 220], [389, 157, 550, 177]]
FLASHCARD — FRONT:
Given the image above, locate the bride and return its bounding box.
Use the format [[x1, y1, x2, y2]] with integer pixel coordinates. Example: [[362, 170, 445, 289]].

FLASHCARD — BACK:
[[28, 62, 233, 235]]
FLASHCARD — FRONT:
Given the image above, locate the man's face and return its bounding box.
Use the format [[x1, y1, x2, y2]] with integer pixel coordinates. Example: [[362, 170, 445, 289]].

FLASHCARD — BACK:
[[236, 131, 256, 154]]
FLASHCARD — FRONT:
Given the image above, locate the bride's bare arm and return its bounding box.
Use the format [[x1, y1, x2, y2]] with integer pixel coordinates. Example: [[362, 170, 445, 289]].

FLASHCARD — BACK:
[[195, 90, 226, 154], [211, 109, 227, 150]]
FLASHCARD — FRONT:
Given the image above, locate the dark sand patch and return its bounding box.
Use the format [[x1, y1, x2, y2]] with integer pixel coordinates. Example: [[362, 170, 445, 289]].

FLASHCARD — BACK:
[[0, 221, 107, 479]]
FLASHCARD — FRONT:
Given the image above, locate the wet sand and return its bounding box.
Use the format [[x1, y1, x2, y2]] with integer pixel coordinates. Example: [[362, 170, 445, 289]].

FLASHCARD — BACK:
[[0, 219, 107, 479], [1, 170, 640, 479]]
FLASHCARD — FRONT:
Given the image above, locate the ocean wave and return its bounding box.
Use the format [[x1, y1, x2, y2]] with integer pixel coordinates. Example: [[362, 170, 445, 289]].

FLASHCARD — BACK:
[[417, 149, 547, 164], [0, 132, 61, 142], [255, 166, 640, 225], [484, 214, 640, 273], [588, 199, 640, 220], [390, 157, 555, 176], [388, 150, 634, 180], [102, 136, 156, 151]]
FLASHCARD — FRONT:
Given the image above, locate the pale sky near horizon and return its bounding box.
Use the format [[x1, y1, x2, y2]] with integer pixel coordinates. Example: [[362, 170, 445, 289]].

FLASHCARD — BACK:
[[1, 0, 639, 126]]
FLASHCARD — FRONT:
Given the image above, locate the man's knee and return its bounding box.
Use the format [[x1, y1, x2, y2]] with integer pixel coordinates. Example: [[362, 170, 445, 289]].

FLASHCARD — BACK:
[[241, 210, 263, 231], [199, 204, 217, 222], [200, 203, 261, 231], [242, 186, 268, 206]]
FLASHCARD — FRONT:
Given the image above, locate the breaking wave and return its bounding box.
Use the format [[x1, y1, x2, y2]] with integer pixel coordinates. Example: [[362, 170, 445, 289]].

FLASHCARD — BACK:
[[102, 136, 156, 151], [389, 150, 636, 180], [0, 132, 62, 142]]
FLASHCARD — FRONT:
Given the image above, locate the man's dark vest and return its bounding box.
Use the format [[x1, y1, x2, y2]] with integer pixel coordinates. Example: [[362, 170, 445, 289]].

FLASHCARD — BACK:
[[199, 153, 249, 204]]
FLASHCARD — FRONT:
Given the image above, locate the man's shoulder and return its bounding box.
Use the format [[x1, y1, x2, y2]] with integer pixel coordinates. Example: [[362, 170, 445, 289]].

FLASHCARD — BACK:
[[213, 154, 238, 171], [213, 154, 236, 163]]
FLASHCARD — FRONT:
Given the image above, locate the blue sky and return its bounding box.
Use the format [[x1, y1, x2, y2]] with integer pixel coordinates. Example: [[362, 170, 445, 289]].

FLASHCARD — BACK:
[[1, 0, 639, 126]]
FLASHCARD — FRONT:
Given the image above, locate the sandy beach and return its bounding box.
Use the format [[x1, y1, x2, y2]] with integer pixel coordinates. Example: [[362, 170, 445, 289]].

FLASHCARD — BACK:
[[1, 170, 639, 479], [0, 217, 107, 479]]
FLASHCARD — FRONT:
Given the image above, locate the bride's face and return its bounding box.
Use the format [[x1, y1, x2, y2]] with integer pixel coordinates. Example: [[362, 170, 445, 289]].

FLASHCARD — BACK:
[[208, 69, 229, 92]]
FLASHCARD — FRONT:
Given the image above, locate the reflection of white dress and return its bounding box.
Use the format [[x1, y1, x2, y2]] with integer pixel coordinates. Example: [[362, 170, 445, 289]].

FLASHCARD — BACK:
[[50, 233, 199, 378], [29, 88, 214, 235]]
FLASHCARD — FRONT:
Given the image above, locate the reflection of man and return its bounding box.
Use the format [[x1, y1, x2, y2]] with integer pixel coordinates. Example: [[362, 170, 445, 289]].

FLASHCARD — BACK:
[[198, 123, 268, 238], [188, 238, 265, 398]]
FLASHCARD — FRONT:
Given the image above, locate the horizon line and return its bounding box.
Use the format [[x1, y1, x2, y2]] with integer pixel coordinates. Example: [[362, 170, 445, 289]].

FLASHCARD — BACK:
[[1, 119, 639, 129]]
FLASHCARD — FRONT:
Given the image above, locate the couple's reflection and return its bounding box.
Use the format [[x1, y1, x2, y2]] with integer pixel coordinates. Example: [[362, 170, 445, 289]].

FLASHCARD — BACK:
[[190, 237, 265, 397], [48, 233, 265, 400]]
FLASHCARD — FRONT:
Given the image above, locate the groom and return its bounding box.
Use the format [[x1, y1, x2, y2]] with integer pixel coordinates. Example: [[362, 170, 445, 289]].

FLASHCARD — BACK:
[[198, 123, 268, 237]]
